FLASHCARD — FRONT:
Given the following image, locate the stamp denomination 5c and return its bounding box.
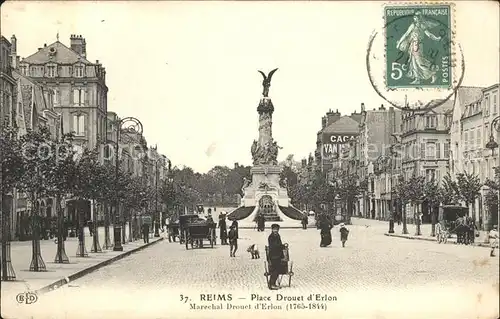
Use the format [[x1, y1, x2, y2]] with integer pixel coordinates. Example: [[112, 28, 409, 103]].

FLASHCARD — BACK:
[[385, 3, 453, 89]]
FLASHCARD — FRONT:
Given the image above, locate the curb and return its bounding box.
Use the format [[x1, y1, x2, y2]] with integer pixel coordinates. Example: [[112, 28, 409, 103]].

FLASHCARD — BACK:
[[35, 238, 164, 294], [384, 233, 491, 248]]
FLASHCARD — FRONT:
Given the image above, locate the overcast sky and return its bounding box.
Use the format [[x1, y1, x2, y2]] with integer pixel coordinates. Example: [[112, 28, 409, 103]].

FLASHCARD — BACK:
[[2, 1, 499, 173]]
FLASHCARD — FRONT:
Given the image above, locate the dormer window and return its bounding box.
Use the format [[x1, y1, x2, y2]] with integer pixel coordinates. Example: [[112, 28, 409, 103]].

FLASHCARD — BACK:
[[75, 64, 84, 78], [47, 65, 56, 78], [20, 64, 28, 76]]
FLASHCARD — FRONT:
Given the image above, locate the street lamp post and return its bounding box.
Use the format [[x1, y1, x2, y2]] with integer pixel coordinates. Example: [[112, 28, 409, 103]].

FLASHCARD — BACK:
[[113, 117, 143, 251], [154, 155, 166, 238], [485, 115, 500, 231]]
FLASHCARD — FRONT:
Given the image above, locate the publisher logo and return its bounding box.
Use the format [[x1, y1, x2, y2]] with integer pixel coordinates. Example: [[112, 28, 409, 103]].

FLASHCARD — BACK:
[[16, 292, 38, 304]]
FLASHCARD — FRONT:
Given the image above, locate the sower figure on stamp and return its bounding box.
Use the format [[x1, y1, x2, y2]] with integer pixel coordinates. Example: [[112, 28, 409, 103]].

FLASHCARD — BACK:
[[228, 224, 238, 257], [268, 223, 285, 290], [396, 11, 442, 85], [219, 213, 228, 245]]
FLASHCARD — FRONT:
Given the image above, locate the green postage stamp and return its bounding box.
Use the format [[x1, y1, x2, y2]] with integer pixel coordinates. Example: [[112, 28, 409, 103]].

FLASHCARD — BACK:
[[384, 3, 453, 89]]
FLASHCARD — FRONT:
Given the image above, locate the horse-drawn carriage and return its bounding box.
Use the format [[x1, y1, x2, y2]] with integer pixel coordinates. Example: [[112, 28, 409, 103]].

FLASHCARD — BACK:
[[438, 205, 477, 245], [179, 214, 217, 249], [264, 243, 294, 288], [167, 220, 180, 242]]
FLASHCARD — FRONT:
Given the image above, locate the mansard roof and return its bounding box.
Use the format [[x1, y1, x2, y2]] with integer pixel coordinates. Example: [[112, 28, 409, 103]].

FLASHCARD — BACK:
[[456, 86, 484, 107], [321, 116, 360, 134], [22, 41, 91, 65], [12, 70, 53, 129]]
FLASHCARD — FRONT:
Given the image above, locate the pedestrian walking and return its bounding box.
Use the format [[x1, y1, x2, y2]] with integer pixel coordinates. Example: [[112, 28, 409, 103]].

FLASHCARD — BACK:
[[257, 213, 265, 232], [87, 219, 94, 237], [319, 214, 333, 247], [301, 212, 308, 230], [142, 223, 150, 243], [231, 220, 239, 239], [339, 223, 349, 247], [219, 213, 228, 245], [489, 225, 499, 257], [268, 223, 285, 290], [228, 224, 238, 257]]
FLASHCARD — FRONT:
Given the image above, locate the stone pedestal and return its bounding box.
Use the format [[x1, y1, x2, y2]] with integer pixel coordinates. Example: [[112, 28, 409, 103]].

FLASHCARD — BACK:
[[241, 165, 289, 208]]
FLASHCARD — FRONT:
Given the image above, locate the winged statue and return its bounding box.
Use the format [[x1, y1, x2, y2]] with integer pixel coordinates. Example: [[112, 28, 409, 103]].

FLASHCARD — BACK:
[[258, 68, 279, 97]]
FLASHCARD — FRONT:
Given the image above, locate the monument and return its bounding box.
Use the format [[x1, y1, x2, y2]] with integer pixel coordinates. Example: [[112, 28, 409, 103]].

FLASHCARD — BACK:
[[227, 69, 304, 227]]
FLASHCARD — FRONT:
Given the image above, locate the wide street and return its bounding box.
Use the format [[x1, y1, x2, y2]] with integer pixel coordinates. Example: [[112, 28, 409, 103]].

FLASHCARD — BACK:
[[9, 220, 499, 319]]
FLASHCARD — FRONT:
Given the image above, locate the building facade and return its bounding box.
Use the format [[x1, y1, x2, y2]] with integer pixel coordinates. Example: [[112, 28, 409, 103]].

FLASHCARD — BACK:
[[358, 104, 401, 220], [17, 34, 108, 150], [450, 85, 500, 228], [315, 108, 362, 173]]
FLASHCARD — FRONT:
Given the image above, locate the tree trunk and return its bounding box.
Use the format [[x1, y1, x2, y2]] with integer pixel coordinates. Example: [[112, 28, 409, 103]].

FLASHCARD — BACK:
[[29, 194, 46, 271], [402, 202, 408, 234], [346, 197, 353, 225], [54, 195, 69, 263], [430, 205, 436, 237], [471, 199, 476, 222]]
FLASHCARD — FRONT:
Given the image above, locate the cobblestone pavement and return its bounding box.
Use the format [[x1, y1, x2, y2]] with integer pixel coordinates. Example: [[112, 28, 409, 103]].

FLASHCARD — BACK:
[[5, 225, 499, 319]]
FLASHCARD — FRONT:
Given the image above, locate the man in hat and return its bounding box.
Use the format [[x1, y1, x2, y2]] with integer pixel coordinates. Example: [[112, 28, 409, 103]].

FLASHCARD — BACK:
[[339, 223, 350, 247], [489, 225, 499, 257], [219, 213, 228, 245], [228, 224, 238, 257], [268, 223, 285, 290]]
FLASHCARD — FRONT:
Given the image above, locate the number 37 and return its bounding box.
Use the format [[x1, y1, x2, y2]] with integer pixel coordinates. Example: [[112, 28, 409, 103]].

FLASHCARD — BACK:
[[390, 62, 407, 81]]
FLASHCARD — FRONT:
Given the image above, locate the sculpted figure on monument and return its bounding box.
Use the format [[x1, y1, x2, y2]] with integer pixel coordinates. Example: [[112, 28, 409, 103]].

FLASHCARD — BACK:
[[241, 177, 251, 194], [258, 68, 279, 97]]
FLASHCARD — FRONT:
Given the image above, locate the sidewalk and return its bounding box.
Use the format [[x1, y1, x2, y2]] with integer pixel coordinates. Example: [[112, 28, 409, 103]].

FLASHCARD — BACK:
[[351, 217, 491, 247], [1, 226, 163, 299]]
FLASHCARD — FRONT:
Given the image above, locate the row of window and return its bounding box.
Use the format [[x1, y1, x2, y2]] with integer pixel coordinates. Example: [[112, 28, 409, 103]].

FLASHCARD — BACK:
[[464, 158, 497, 182], [19, 64, 85, 78], [483, 92, 498, 116], [402, 114, 451, 132], [402, 141, 451, 161], [463, 126, 485, 152]]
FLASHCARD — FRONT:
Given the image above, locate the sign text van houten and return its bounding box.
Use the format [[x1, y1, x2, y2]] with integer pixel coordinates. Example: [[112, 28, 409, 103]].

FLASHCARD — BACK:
[[321, 133, 357, 156]]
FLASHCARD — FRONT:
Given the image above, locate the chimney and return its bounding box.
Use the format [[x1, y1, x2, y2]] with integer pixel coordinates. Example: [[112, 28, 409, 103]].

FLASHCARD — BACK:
[[70, 34, 87, 57], [44, 43, 47, 47], [326, 109, 341, 126], [361, 103, 365, 113], [379, 104, 386, 110], [10, 35, 17, 69]]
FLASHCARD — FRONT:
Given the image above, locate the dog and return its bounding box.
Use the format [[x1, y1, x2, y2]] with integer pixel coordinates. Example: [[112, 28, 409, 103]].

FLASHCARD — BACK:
[[246, 244, 260, 259]]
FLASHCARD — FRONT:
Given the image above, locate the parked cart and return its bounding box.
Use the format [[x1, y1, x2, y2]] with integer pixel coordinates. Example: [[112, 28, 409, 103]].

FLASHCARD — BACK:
[[264, 243, 294, 288]]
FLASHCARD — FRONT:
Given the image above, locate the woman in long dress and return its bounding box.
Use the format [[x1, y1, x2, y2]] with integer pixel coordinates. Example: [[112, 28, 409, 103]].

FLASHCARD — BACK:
[[319, 214, 333, 247], [396, 12, 442, 85], [219, 214, 228, 245]]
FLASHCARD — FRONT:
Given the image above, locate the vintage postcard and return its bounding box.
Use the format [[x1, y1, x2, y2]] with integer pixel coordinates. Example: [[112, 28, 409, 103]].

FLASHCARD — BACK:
[[0, 1, 498, 319]]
